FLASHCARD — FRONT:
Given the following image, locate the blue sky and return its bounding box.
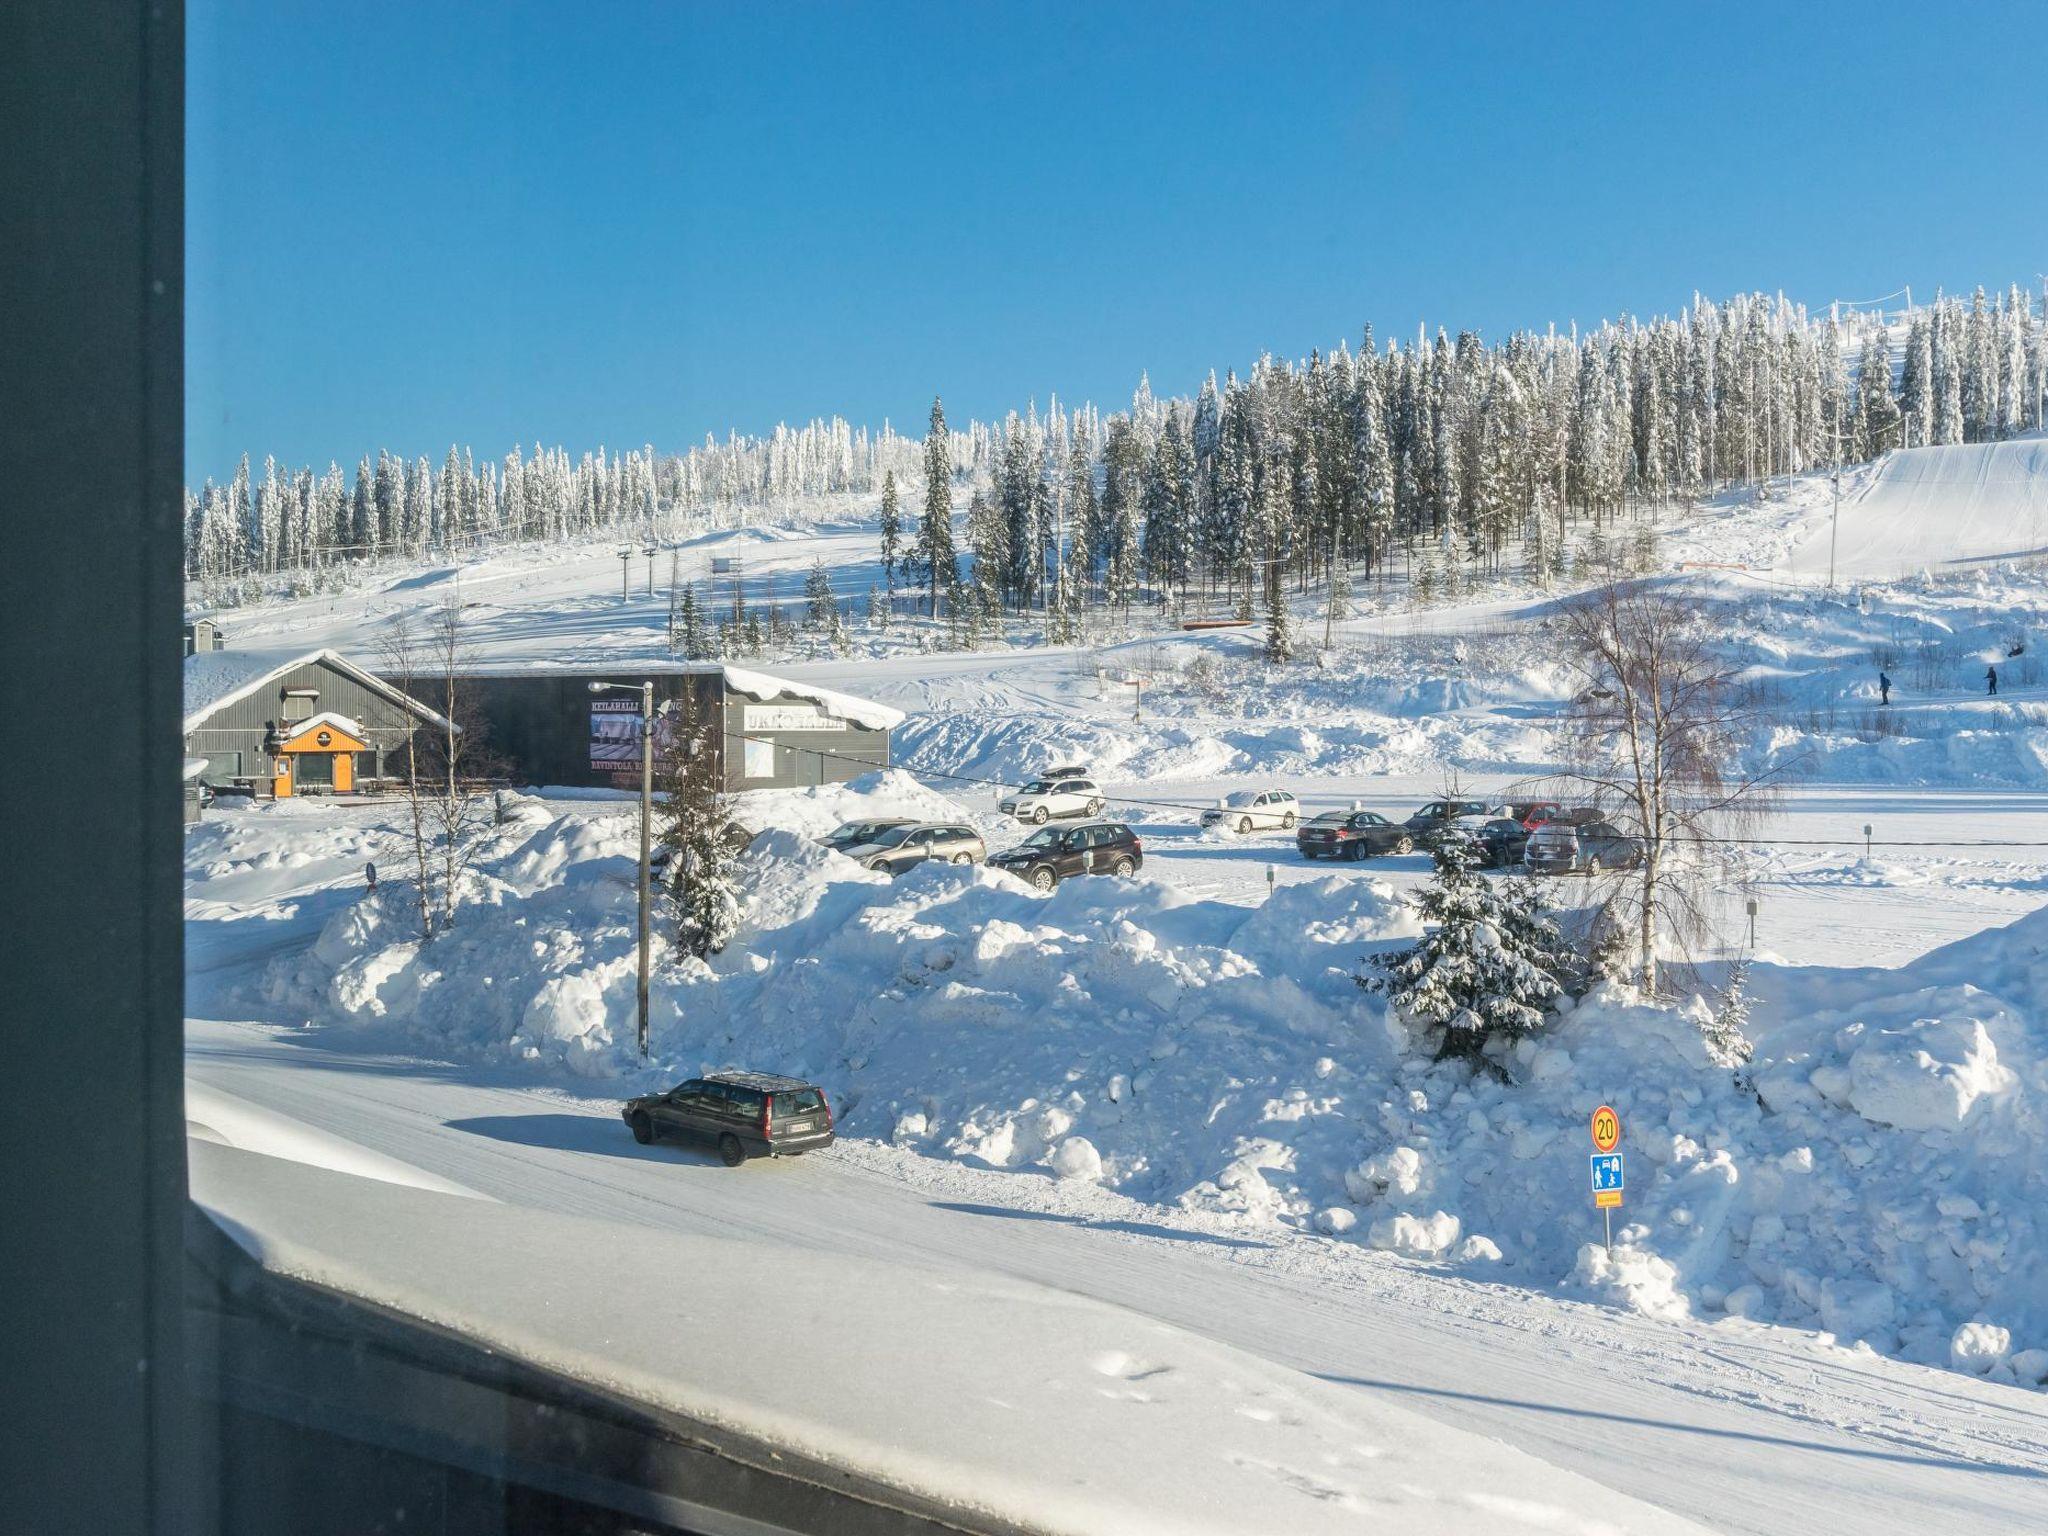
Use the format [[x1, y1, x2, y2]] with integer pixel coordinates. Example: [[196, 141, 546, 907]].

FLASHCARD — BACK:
[[187, 1, 2048, 481]]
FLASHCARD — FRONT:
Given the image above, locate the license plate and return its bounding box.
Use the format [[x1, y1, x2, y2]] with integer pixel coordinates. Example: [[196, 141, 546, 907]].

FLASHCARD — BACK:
[[782, 1120, 812, 1133]]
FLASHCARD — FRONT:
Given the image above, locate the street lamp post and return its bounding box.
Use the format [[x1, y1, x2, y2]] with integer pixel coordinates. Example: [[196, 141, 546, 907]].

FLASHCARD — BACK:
[[589, 678, 656, 1057]]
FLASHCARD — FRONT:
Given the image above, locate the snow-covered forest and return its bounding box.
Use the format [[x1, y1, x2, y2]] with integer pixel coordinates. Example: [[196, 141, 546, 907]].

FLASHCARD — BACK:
[[187, 284, 2048, 610]]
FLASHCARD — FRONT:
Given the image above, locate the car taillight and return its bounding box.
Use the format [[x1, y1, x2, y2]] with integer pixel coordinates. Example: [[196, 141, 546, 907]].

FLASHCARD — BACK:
[[1130, 836, 1142, 851], [820, 1092, 834, 1130], [760, 1096, 773, 1139]]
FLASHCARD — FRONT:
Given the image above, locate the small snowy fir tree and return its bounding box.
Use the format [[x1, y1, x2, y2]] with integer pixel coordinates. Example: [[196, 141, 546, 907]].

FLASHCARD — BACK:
[[877, 469, 901, 595], [1364, 831, 1574, 1071], [1263, 561, 1293, 662], [676, 585, 707, 660], [656, 695, 740, 959], [1411, 545, 1438, 607], [803, 558, 835, 630], [1703, 958, 1755, 1067]]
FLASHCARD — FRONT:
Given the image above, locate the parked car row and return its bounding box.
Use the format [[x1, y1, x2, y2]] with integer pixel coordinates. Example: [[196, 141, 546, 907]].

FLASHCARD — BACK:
[[815, 810, 1143, 893], [1295, 798, 1644, 873]]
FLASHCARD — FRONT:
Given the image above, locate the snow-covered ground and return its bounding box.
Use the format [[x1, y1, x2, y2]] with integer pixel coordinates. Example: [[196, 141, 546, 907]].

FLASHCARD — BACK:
[[185, 442, 2048, 1531], [193, 1137, 1715, 1536]]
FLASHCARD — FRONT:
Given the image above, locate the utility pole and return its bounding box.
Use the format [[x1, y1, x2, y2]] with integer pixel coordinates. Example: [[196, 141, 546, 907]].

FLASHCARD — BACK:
[[637, 678, 653, 1058], [618, 546, 631, 602], [587, 679, 657, 1058], [644, 543, 657, 597]]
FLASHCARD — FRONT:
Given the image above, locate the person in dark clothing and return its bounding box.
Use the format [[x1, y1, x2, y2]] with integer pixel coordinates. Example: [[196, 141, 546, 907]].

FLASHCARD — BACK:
[[1987, 665, 1999, 696], [1879, 671, 1892, 706]]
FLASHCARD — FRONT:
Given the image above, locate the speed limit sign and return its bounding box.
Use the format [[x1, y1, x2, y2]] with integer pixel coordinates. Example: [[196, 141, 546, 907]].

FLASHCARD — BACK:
[[1590, 1104, 1621, 1153]]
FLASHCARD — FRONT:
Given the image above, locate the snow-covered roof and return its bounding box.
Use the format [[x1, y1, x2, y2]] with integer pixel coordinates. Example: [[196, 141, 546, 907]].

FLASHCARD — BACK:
[[279, 712, 370, 746], [183, 648, 455, 736], [716, 663, 904, 731], [182, 756, 209, 781], [455, 659, 903, 732]]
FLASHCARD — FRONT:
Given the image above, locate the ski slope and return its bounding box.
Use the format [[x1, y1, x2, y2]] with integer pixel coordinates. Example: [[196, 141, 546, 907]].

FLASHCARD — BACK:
[[1785, 435, 2048, 580]]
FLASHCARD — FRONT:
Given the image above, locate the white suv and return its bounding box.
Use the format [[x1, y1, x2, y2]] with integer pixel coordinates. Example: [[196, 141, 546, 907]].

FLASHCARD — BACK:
[[1001, 774, 1105, 824], [1200, 789, 1299, 833]]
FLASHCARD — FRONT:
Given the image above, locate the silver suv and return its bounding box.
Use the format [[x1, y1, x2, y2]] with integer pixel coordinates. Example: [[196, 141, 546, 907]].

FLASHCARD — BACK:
[[846, 820, 985, 874], [1000, 775, 1105, 824]]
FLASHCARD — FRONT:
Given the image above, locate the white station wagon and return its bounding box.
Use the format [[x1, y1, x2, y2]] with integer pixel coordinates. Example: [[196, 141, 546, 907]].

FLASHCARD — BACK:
[[1000, 774, 1106, 824], [1200, 789, 1300, 833]]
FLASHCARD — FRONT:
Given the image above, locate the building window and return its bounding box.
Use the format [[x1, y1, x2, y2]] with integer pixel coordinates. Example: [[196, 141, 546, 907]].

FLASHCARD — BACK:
[[281, 688, 318, 723]]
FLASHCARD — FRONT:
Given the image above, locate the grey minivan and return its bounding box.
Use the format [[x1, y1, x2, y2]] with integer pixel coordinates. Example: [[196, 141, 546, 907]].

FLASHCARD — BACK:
[[623, 1071, 835, 1166]]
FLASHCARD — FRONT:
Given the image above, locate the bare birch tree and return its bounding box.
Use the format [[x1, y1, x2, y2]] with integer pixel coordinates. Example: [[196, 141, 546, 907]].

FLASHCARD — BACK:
[[379, 599, 499, 939], [1551, 580, 1782, 994], [379, 612, 440, 942]]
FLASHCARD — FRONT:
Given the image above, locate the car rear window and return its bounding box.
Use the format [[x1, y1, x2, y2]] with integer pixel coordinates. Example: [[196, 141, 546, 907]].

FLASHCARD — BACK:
[[773, 1088, 825, 1118]]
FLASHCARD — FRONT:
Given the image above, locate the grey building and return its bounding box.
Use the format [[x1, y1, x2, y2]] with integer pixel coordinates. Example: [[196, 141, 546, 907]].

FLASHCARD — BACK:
[[183, 646, 453, 797], [446, 663, 900, 793]]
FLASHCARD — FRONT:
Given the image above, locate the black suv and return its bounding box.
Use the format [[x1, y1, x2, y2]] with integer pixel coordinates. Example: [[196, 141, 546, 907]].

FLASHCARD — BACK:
[[623, 1071, 834, 1165], [988, 821, 1143, 892]]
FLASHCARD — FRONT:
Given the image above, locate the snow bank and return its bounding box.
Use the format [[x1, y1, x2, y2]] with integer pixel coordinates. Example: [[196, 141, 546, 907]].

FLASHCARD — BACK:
[[253, 785, 2048, 1387]]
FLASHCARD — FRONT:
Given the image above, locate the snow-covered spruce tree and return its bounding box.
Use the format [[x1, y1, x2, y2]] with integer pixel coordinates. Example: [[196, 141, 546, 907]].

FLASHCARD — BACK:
[[655, 694, 739, 959], [1363, 831, 1573, 1072], [1704, 957, 1754, 1068], [920, 398, 957, 617], [803, 557, 834, 630], [878, 469, 901, 596], [1262, 554, 1293, 662]]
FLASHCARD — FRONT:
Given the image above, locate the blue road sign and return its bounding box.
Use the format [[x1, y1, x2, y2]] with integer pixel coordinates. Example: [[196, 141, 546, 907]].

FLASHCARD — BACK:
[[1590, 1152, 1625, 1192], [1589, 1146, 1622, 1196]]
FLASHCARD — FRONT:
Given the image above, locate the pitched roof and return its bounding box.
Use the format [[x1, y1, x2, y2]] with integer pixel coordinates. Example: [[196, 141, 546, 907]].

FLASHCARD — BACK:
[[453, 659, 903, 731], [183, 648, 455, 736]]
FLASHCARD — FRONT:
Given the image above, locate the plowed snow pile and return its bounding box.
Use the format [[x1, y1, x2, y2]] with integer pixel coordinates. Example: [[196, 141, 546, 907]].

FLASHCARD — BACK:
[[257, 790, 2047, 1388]]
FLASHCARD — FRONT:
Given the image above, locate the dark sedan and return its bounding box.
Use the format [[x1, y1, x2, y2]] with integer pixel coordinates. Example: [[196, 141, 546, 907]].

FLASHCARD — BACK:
[[1296, 810, 1415, 861]]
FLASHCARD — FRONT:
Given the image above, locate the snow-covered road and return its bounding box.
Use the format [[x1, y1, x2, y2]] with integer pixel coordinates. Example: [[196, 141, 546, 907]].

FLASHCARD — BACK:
[[185, 1012, 2048, 1536]]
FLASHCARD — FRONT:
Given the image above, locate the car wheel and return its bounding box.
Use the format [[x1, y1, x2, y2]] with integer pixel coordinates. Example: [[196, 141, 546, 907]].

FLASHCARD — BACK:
[[1393, 835, 1413, 855], [951, 852, 972, 865], [1032, 806, 1049, 825], [1086, 798, 1104, 816], [1281, 812, 1296, 829], [1111, 856, 1135, 876], [1301, 849, 1318, 860], [1237, 816, 1252, 834], [1030, 865, 1057, 893], [1347, 841, 1365, 862], [629, 1111, 654, 1145], [717, 1133, 747, 1168]]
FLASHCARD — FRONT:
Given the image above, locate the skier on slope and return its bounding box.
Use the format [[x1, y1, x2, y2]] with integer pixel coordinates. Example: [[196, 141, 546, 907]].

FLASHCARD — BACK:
[[1878, 670, 1892, 706], [1987, 665, 1999, 697]]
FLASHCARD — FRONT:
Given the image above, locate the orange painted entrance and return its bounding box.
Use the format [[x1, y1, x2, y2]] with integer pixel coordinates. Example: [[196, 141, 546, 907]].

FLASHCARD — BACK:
[[272, 715, 369, 798]]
